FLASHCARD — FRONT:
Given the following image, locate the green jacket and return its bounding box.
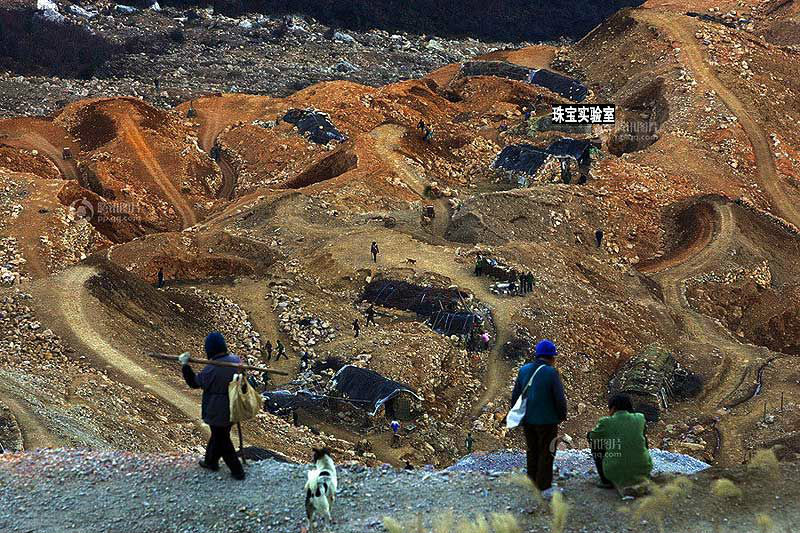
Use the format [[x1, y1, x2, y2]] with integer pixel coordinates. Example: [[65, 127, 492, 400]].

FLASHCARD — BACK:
[[587, 410, 652, 488]]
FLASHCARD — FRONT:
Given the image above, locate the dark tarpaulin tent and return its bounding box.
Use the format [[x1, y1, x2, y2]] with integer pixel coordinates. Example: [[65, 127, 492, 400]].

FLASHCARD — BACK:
[[429, 310, 476, 336], [362, 280, 466, 317], [546, 138, 593, 164], [493, 144, 551, 176], [331, 365, 422, 416], [262, 389, 326, 415], [527, 69, 588, 102], [283, 108, 347, 144]]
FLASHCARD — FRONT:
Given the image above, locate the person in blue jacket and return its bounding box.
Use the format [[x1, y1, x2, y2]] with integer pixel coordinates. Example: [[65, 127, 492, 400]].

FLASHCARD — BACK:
[[180, 332, 245, 480], [509, 339, 568, 498]]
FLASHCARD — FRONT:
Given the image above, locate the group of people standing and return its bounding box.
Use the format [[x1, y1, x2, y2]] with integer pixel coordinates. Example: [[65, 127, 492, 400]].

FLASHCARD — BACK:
[[510, 339, 653, 500]]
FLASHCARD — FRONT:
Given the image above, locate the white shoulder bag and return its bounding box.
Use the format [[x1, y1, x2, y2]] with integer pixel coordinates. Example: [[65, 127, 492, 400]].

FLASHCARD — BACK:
[[506, 365, 545, 429]]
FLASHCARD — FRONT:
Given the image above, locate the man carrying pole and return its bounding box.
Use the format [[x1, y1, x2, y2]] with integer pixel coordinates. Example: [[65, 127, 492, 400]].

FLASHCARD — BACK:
[[179, 332, 246, 480]]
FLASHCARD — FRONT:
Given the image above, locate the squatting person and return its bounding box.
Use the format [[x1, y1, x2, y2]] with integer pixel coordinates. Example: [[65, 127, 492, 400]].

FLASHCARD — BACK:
[[587, 393, 652, 496]]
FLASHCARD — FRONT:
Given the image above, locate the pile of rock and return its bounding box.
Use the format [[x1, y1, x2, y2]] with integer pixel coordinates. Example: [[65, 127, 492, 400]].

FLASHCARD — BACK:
[[0, 1, 506, 118], [268, 288, 337, 355], [0, 237, 24, 285], [0, 292, 66, 366], [172, 287, 263, 365]]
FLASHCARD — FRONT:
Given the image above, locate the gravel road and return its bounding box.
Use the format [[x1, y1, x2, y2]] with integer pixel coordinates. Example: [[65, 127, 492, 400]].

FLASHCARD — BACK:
[[0, 448, 794, 533]]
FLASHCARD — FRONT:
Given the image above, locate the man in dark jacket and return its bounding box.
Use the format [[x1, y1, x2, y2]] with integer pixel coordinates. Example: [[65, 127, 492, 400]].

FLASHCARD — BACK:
[[371, 241, 379, 263], [180, 332, 245, 480], [509, 339, 568, 499]]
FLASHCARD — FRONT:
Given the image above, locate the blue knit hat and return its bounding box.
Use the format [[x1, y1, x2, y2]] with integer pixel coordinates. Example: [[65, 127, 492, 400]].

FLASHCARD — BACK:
[[535, 339, 557, 358], [204, 332, 228, 357]]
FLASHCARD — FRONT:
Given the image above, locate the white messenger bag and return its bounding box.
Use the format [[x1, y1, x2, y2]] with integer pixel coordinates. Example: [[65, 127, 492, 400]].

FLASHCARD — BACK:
[[506, 365, 545, 429]]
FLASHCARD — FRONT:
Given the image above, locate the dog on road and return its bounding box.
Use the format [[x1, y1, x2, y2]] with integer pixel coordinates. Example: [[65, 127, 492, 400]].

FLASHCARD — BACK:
[[304, 447, 337, 531]]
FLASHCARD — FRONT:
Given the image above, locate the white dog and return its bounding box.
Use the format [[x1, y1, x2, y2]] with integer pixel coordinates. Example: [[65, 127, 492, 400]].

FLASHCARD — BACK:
[[304, 447, 337, 531]]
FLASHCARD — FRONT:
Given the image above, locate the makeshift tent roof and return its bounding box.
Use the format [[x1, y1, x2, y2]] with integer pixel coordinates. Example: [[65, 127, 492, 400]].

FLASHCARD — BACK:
[[330, 365, 422, 416], [546, 138, 593, 163], [429, 310, 476, 336], [262, 390, 326, 415], [362, 280, 466, 317], [493, 144, 551, 175], [528, 69, 588, 102], [283, 108, 346, 144]]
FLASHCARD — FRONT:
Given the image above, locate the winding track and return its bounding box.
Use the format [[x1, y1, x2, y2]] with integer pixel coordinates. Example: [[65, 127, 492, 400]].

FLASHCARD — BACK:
[[54, 266, 208, 437], [634, 10, 799, 464], [120, 116, 197, 228], [0, 386, 61, 450], [3, 132, 79, 181], [370, 124, 452, 237], [637, 10, 800, 227]]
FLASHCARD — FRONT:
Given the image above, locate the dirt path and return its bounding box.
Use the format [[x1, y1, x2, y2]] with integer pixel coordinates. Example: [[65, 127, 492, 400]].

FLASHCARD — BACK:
[[4, 132, 79, 181], [196, 101, 237, 199], [5, 179, 67, 279], [327, 229, 516, 419], [641, 202, 775, 463], [637, 11, 800, 228], [0, 387, 61, 449], [119, 116, 197, 228], [54, 266, 208, 436], [370, 124, 451, 237]]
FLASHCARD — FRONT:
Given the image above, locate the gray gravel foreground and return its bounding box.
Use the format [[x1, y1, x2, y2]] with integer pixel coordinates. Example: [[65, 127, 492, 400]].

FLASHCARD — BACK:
[[0, 449, 788, 533], [0, 449, 534, 533]]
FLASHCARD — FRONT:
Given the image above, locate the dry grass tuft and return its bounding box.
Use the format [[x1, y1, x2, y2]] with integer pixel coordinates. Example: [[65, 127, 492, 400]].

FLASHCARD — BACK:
[[489, 513, 522, 533], [711, 478, 742, 500], [756, 513, 775, 533], [551, 491, 570, 533], [748, 449, 780, 480], [631, 477, 693, 533], [383, 516, 405, 533], [507, 474, 543, 504]]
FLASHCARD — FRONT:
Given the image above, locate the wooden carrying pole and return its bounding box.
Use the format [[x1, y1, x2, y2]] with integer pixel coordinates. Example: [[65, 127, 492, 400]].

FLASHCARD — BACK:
[[148, 352, 289, 375]]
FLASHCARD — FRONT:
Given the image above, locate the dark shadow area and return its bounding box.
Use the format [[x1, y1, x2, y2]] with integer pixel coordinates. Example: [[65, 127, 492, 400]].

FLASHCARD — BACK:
[[0, 8, 118, 79], [283, 149, 357, 189], [119, 0, 645, 42]]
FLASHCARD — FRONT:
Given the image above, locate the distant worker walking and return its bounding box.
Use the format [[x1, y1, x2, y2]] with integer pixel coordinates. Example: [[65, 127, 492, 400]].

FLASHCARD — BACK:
[[264, 340, 273, 362], [509, 339, 568, 500], [353, 318, 361, 338], [179, 332, 245, 480], [595, 228, 604, 248], [157, 267, 165, 289], [391, 419, 401, 448], [365, 305, 377, 327], [465, 431, 474, 454], [275, 339, 287, 361], [371, 241, 379, 263]]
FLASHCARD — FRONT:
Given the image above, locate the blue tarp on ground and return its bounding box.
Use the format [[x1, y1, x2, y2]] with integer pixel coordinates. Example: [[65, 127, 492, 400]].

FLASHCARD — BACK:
[[283, 108, 346, 144], [331, 365, 422, 416], [528, 69, 588, 102], [546, 138, 593, 163], [493, 144, 551, 175]]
